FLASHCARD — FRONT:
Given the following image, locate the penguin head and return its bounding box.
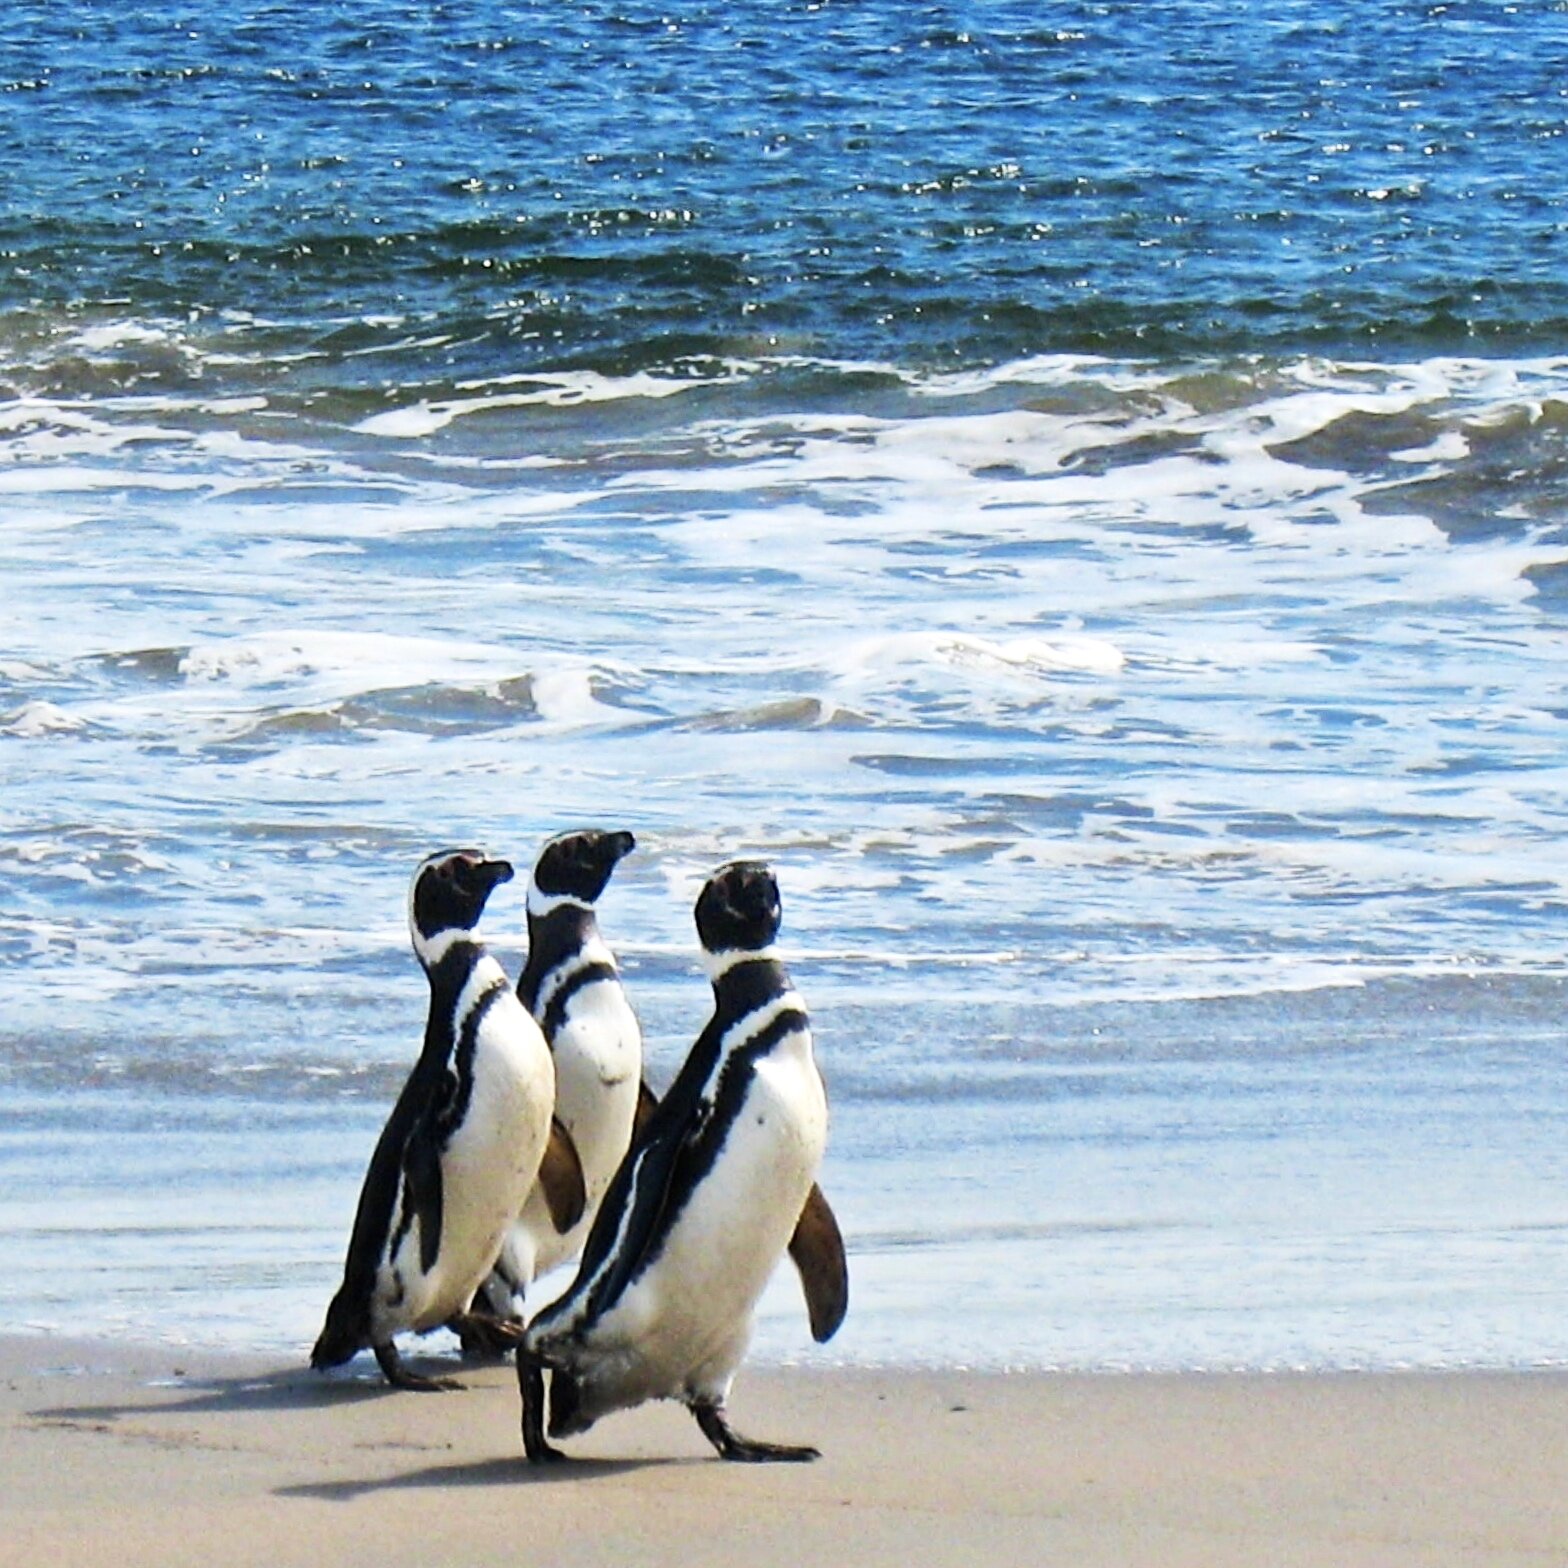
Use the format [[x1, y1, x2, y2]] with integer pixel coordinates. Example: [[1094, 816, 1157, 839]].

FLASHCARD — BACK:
[[409, 849, 514, 964], [529, 828, 636, 909], [694, 860, 781, 957]]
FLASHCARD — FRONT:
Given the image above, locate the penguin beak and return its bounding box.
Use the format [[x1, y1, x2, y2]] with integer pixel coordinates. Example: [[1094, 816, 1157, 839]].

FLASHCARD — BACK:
[[607, 830, 636, 864], [463, 855, 513, 899], [481, 857, 515, 890]]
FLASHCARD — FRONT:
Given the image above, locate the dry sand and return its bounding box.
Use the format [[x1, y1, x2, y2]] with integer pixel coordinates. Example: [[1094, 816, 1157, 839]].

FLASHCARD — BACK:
[[3, 1333, 1567, 1567]]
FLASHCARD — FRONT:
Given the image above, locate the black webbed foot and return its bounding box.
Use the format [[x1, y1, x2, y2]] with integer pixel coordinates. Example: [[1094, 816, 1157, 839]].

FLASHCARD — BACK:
[[374, 1341, 461, 1392], [449, 1309, 526, 1360], [692, 1400, 819, 1463]]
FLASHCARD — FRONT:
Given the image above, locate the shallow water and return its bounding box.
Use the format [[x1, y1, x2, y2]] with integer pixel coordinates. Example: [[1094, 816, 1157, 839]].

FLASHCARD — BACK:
[[5, 974, 1568, 1369], [3, 1, 1568, 1370]]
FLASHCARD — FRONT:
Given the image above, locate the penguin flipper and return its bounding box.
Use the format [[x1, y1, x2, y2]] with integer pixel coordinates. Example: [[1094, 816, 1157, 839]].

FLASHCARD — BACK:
[[538, 1117, 587, 1234], [575, 1130, 683, 1322], [312, 1070, 432, 1371], [533, 1030, 721, 1339], [404, 1123, 445, 1275], [544, 1091, 698, 1332], [311, 1286, 368, 1370], [788, 1182, 848, 1343], [633, 1077, 659, 1141]]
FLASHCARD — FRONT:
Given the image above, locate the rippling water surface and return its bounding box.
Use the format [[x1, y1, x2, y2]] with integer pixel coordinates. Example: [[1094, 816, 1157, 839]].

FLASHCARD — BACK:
[[2, 0, 1567, 1369]]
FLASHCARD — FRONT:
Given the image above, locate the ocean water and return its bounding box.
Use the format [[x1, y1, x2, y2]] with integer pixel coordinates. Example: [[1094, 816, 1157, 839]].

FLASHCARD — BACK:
[[3, 0, 1568, 1372]]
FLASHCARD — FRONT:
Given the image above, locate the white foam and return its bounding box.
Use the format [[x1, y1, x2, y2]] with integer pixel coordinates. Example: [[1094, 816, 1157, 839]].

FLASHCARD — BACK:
[[1392, 430, 1470, 463], [177, 628, 509, 688], [64, 322, 176, 353], [355, 367, 732, 437], [830, 630, 1125, 684], [531, 665, 616, 727], [1, 701, 84, 737]]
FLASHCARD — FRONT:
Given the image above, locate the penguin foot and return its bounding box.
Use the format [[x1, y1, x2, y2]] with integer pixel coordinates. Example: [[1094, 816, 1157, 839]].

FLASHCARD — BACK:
[[517, 1349, 570, 1464], [692, 1401, 819, 1463], [449, 1309, 526, 1360], [374, 1341, 461, 1392]]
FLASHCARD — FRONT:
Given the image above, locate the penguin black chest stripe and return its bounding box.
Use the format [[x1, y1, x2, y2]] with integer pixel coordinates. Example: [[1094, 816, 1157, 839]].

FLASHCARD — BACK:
[[539, 959, 621, 1040], [658, 999, 809, 1218], [433, 974, 510, 1144], [517, 904, 594, 1017]]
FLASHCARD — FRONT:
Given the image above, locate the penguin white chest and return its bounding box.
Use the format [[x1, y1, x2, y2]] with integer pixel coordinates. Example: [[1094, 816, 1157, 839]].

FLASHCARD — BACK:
[[451, 992, 555, 1186], [610, 1025, 827, 1387], [391, 989, 555, 1331], [502, 978, 642, 1287], [445, 995, 554, 1235], [688, 1028, 828, 1274], [552, 983, 641, 1177]]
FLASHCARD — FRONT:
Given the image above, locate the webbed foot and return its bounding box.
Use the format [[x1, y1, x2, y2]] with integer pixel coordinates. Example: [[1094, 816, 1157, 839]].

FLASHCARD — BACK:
[[692, 1400, 819, 1463], [449, 1309, 526, 1360], [374, 1341, 461, 1392]]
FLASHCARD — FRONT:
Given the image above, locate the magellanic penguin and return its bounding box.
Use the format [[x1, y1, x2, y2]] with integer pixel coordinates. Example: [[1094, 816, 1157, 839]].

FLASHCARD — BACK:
[[311, 849, 584, 1391], [519, 859, 847, 1462], [462, 828, 643, 1344]]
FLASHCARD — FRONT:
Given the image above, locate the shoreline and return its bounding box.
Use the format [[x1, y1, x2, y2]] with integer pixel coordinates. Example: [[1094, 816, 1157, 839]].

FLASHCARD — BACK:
[[5, 1335, 1567, 1567]]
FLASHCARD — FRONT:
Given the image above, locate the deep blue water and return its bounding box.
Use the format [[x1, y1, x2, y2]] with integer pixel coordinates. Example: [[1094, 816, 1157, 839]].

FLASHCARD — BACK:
[[4, 0, 1567, 386], [2, 1, 1568, 1370]]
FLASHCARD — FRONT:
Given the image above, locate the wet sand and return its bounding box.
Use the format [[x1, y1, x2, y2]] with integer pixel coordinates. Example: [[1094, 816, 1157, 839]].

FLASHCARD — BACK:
[[4, 1334, 1566, 1568]]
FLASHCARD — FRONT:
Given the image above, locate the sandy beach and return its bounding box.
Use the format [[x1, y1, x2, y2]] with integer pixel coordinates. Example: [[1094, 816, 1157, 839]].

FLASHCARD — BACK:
[[3, 1334, 1565, 1568]]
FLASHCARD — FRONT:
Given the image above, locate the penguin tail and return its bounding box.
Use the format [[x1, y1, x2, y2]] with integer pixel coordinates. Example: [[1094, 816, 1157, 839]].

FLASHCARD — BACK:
[[310, 1287, 367, 1371]]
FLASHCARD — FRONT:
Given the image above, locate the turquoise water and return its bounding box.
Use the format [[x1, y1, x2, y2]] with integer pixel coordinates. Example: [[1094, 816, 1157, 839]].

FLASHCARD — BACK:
[[2, 1, 1568, 1369]]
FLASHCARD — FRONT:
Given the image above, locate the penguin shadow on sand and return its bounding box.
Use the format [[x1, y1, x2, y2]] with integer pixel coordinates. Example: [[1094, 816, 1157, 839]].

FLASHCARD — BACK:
[[277, 1445, 676, 1503], [29, 1357, 669, 1499], [29, 1355, 433, 1426], [279, 1362, 685, 1501]]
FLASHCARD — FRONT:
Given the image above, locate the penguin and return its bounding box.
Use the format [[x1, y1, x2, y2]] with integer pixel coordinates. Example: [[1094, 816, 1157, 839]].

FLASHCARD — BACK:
[[311, 849, 583, 1391], [460, 828, 643, 1346], [518, 859, 847, 1462]]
